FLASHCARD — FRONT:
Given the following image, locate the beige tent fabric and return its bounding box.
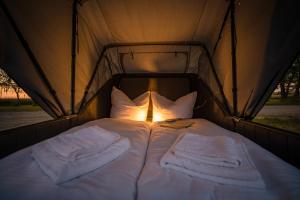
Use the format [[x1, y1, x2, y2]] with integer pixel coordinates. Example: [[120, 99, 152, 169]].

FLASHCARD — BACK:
[[0, 14, 61, 117], [234, 0, 276, 116], [211, 16, 233, 113], [238, 0, 300, 117], [74, 0, 229, 113], [1, 0, 299, 118], [1, 0, 73, 116]]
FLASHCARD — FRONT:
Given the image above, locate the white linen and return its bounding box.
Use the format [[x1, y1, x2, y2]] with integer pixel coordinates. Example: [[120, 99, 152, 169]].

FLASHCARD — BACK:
[[32, 135, 130, 184], [138, 119, 300, 200], [173, 134, 241, 167], [160, 133, 265, 188], [42, 126, 120, 160], [110, 86, 150, 121], [0, 118, 151, 200], [151, 91, 197, 122]]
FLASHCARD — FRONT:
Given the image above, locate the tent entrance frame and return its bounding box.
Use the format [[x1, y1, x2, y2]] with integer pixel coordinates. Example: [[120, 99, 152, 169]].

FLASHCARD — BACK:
[[78, 42, 232, 115]]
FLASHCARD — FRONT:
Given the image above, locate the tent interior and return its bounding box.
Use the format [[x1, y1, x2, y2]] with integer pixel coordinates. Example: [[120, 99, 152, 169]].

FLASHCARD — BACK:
[[0, 0, 300, 199]]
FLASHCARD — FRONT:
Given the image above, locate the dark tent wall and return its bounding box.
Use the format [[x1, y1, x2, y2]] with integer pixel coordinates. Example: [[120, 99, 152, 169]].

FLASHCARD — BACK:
[[0, 0, 300, 120]]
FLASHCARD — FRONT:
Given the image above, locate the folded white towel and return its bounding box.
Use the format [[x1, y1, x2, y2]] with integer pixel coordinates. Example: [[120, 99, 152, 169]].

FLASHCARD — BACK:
[[32, 127, 130, 184], [160, 133, 265, 189], [174, 133, 241, 167], [46, 126, 120, 160]]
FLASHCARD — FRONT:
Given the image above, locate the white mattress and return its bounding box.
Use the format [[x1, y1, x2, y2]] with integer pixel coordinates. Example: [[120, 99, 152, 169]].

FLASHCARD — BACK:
[[0, 118, 151, 200], [137, 119, 300, 200]]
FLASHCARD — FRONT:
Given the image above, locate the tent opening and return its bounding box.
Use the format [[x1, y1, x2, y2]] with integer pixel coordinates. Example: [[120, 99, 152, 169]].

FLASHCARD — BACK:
[[253, 55, 300, 134], [0, 67, 52, 131]]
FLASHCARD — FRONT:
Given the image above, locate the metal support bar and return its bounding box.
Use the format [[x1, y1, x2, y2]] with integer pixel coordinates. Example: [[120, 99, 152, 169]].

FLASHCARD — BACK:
[[118, 52, 126, 73], [78, 42, 207, 113], [78, 46, 107, 112], [104, 56, 113, 76], [202, 47, 232, 115], [34, 91, 61, 118], [71, 0, 79, 114], [230, 0, 238, 116], [212, 4, 231, 56], [0, 0, 66, 116], [78, 41, 231, 113], [184, 46, 191, 73]]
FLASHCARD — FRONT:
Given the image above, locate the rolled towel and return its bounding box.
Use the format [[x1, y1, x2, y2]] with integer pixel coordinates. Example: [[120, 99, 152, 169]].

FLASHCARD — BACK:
[[161, 133, 265, 189], [174, 133, 241, 167], [31, 126, 130, 184], [46, 126, 120, 160]]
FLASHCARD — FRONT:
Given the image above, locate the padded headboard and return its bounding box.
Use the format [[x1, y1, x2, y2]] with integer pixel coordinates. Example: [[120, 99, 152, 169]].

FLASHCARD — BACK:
[[114, 73, 198, 100]]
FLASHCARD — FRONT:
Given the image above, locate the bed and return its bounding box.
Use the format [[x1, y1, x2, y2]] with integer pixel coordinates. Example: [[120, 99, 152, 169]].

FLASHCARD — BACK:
[[0, 118, 151, 200], [137, 119, 300, 200], [1, 73, 300, 200]]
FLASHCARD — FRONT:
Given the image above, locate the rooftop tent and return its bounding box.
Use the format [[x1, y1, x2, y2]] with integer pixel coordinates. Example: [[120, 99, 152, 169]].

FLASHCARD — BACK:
[[0, 0, 299, 119], [2, 1, 300, 196]]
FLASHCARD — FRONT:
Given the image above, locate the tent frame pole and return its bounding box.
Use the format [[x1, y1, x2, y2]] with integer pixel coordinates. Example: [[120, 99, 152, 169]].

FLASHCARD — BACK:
[[212, 4, 231, 56], [230, 0, 238, 116], [104, 56, 113, 76], [71, 0, 79, 114], [78, 46, 107, 112], [202, 47, 231, 114], [78, 42, 231, 114], [0, 0, 66, 117]]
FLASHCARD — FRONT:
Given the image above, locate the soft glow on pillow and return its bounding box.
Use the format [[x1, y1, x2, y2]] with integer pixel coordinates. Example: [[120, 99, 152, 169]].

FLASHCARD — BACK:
[[151, 91, 197, 122], [152, 111, 163, 122], [110, 87, 150, 121], [135, 107, 149, 121]]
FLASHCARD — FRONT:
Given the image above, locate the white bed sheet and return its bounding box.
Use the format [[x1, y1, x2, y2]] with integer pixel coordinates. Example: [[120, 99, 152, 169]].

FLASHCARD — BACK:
[[137, 119, 300, 200], [0, 118, 151, 200]]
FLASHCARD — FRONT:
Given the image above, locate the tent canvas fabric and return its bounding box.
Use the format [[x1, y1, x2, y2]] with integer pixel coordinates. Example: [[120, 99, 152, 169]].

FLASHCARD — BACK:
[[0, 0, 300, 119]]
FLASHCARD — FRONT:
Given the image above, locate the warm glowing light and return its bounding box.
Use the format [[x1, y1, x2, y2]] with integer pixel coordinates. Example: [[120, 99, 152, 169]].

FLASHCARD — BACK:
[[152, 108, 177, 122], [124, 104, 149, 121], [133, 108, 148, 121], [152, 112, 163, 122]]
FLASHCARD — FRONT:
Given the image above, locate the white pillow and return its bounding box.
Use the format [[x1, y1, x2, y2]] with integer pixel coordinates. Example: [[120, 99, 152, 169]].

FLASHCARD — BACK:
[[151, 91, 197, 122], [110, 87, 150, 121]]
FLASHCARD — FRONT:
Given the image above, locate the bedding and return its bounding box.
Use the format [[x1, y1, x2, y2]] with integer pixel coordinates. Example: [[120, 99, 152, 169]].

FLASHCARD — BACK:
[[32, 126, 130, 184], [160, 133, 265, 189], [137, 119, 300, 200], [151, 91, 197, 122], [110, 86, 150, 121], [0, 118, 151, 200], [171, 133, 243, 167], [40, 126, 121, 159]]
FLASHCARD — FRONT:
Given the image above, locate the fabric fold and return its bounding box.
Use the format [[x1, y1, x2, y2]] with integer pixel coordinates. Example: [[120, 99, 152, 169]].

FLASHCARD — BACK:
[[46, 126, 120, 160], [160, 133, 265, 189], [174, 133, 241, 167], [31, 126, 130, 184]]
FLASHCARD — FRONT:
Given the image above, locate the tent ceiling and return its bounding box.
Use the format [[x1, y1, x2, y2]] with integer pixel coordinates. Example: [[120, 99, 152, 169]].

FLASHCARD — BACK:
[[0, 0, 300, 119]]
